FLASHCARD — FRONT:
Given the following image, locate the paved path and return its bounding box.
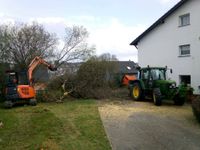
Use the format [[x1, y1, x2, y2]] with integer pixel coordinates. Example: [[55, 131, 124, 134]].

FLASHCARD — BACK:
[[99, 101, 200, 150]]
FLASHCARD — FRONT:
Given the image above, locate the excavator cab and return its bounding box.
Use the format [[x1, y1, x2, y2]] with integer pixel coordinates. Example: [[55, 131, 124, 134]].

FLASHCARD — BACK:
[[6, 71, 18, 85], [6, 71, 29, 85], [5, 71, 19, 99], [4, 71, 36, 108]]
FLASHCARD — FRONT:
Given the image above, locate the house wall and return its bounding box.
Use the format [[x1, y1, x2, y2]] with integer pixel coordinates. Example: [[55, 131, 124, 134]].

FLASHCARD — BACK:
[[137, 0, 200, 94]]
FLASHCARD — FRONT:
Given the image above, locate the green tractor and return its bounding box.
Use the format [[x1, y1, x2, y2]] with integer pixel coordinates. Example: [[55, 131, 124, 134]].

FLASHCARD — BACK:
[[129, 66, 189, 106]]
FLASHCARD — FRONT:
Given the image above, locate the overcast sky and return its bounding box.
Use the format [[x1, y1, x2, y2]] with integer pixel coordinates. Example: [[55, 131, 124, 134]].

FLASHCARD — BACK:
[[0, 0, 180, 62]]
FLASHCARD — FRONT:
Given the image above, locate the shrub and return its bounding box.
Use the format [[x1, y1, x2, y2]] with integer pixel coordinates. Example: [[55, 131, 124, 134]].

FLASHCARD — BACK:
[[47, 76, 64, 91], [192, 96, 200, 123], [45, 55, 120, 100], [74, 57, 119, 99]]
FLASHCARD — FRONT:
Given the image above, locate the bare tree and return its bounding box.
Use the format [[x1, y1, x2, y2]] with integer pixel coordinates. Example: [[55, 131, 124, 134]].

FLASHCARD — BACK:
[[0, 23, 94, 71], [0, 25, 11, 63], [55, 25, 95, 67], [0, 22, 57, 70]]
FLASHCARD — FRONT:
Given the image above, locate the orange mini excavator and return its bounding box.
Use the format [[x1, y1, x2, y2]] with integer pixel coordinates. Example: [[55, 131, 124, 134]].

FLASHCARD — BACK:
[[4, 56, 57, 108]]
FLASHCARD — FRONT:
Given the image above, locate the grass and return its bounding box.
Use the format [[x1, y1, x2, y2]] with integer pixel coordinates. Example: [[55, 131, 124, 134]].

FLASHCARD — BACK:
[[0, 100, 111, 150]]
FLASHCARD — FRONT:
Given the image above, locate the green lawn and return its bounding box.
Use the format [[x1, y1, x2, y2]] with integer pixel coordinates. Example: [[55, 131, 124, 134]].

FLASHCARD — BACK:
[[0, 100, 111, 150]]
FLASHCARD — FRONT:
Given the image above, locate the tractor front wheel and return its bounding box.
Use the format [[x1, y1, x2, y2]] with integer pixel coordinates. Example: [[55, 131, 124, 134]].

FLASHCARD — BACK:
[[130, 83, 143, 101], [174, 94, 185, 106], [153, 88, 162, 106]]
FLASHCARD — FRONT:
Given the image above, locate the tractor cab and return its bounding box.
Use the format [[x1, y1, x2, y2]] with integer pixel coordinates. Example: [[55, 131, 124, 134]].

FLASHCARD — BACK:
[[138, 67, 176, 91], [139, 67, 167, 89]]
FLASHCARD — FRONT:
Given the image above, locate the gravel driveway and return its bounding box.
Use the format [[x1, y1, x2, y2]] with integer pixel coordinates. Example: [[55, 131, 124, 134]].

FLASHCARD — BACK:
[[98, 101, 200, 150]]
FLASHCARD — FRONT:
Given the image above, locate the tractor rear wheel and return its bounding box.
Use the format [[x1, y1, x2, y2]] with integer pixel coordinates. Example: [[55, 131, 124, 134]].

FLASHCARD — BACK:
[[130, 83, 143, 101], [153, 88, 162, 106]]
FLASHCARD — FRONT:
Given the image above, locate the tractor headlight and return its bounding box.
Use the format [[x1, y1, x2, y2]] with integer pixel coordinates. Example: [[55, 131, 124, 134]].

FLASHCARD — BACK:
[[169, 83, 176, 89], [17, 87, 20, 92]]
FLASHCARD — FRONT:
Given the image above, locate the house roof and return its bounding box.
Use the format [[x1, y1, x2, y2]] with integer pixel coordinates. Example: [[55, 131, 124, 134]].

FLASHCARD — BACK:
[[117, 61, 138, 74], [130, 0, 189, 47], [57, 61, 138, 74]]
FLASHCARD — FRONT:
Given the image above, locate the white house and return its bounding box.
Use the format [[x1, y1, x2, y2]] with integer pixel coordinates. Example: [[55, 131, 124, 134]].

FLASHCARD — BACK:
[[130, 0, 200, 94]]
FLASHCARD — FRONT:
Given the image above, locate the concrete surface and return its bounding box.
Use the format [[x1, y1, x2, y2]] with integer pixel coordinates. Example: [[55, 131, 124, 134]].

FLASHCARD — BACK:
[[99, 101, 200, 150]]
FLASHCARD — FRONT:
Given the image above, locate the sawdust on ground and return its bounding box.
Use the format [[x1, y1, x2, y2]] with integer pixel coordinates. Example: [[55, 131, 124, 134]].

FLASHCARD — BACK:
[[98, 100, 200, 150]]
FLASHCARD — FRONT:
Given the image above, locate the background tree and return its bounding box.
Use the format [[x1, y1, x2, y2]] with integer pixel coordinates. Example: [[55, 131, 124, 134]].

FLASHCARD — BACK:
[[0, 22, 57, 70], [98, 53, 119, 82], [0, 25, 10, 64], [98, 53, 118, 61]]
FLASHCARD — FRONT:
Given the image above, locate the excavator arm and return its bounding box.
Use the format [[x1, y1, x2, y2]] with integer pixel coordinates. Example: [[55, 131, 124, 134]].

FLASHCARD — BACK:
[[28, 56, 56, 85]]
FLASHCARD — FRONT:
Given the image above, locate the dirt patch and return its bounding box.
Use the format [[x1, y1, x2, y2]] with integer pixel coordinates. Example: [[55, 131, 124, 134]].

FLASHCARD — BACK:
[[99, 100, 200, 150]]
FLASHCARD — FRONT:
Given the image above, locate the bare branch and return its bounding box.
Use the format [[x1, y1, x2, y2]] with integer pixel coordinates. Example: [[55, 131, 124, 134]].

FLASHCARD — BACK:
[[56, 25, 94, 65]]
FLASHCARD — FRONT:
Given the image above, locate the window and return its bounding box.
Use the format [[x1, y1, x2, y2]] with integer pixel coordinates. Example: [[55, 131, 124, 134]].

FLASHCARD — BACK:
[[179, 75, 191, 85], [179, 13, 190, 27], [126, 66, 131, 70], [141, 70, 149, 80], [179, 44, 190, 56], [150, 69, 166, 80]]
